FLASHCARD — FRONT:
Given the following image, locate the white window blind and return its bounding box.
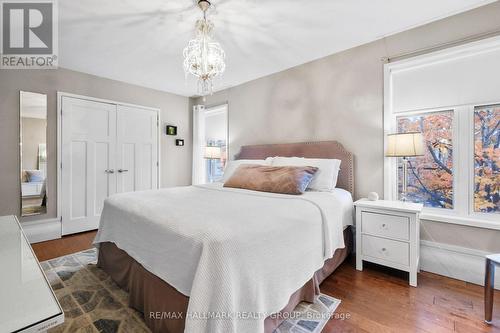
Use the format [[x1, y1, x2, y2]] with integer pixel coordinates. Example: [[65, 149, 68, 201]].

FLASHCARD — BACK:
[[390, 37, 500, 113]]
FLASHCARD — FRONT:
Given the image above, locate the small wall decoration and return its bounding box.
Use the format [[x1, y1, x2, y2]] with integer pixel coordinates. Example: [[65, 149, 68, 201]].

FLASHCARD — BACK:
[[166, 125, 177, 136], [176, 139, 185, 146]]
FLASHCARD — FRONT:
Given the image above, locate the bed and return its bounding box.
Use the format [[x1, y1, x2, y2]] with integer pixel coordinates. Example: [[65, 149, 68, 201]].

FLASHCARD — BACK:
[[94, 141, 355, 333]]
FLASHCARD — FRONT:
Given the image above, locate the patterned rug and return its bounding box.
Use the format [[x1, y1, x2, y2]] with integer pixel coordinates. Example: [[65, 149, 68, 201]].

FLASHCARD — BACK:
[[42, 248, 340, 333]]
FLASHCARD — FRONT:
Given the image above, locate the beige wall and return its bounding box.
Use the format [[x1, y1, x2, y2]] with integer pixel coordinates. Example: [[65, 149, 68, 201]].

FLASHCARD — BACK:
[[0, 68, 192, 221], [196, 2, 500, 252]]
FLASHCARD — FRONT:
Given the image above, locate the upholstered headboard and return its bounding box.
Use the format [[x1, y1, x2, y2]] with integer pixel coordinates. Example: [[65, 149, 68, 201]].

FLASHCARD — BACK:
[[235, 141, 354, 195]]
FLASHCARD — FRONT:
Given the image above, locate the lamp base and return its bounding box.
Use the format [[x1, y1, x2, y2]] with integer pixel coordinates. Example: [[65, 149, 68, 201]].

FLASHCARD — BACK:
[[401, 157, 409, 202]]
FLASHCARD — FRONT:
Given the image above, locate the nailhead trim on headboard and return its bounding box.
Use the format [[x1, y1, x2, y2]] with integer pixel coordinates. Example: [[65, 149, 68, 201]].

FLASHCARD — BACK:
[[235, 141, 354, 196]]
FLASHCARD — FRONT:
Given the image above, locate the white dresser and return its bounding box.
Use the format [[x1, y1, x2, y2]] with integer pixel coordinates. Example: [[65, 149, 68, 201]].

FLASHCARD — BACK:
[[354, 200, 423, 287], [0, 215, 63, 332]]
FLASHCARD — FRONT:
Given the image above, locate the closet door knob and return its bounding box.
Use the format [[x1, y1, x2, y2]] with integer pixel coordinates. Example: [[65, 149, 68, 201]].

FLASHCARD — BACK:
[[105, 169, 115, 174], [118, 169, 129, 173]]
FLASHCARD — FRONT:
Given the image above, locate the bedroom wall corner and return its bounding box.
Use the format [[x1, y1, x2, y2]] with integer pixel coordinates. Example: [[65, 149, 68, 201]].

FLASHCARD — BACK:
[[195, 1, 500, 256], [0, 68, 192, 221]]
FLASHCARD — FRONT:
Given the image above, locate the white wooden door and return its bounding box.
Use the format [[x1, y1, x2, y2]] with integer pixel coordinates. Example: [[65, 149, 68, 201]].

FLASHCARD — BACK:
[[116, 105, 159, 193], [61, 97, 117, 235]]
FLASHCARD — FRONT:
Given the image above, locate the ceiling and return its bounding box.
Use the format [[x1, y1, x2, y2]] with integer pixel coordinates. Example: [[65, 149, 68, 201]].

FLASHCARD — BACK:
[[58, 0, 495, 97]]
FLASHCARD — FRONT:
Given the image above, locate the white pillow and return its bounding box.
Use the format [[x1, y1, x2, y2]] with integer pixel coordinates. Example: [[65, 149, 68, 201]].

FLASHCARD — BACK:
[[271, 157, 341, 191], [222, 159, 272, 182]]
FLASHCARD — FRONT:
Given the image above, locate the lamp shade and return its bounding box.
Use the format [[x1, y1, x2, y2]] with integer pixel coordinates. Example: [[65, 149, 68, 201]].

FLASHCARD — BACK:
[[204, 146, 222, 159], [386, 132, 424, 157]]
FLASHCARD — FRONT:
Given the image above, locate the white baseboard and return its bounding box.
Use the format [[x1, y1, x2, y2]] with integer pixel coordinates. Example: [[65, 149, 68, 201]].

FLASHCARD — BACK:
[[21, 218, 62, 243], [420, 240, 500, 290]]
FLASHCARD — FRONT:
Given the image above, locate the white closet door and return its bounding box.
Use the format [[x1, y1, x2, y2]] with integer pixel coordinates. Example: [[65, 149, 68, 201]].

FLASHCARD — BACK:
[[116, 105, 159, 193], [61, 97, 117, 235]]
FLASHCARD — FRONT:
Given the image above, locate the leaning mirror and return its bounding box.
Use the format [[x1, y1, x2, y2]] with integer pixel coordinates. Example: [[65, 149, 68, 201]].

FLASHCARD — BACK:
[[20, 91, 48, 217]]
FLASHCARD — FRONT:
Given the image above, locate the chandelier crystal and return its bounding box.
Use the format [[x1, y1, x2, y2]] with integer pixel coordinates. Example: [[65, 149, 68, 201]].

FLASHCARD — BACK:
[[183, 0, 226, 96]]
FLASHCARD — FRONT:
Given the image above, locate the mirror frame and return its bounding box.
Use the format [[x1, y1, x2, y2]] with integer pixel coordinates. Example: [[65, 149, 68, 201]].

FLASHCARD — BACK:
[[19, 91, 48, 217]]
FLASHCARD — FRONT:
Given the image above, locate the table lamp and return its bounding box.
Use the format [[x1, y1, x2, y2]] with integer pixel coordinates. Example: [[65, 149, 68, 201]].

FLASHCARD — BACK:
[[204, 146, 222, 183], [204, 146, 222, 160], [386, 132, 424, 201]]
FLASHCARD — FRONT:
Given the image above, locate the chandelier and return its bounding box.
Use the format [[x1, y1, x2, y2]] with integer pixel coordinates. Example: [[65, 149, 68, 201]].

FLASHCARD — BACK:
[[183, 0, 226, 96]]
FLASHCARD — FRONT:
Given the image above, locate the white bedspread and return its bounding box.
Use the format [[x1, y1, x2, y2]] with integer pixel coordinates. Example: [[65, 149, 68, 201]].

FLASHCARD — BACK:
[[94, 183, 352, 333]]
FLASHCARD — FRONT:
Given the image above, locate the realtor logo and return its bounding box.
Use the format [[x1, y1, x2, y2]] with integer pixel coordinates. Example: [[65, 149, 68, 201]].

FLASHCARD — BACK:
[[1, 0, 58, 68]]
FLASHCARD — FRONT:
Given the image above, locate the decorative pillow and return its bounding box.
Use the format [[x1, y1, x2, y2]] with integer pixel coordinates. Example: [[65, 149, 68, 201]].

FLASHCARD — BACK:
[[223, 164, 318, 195], [271, 157, 341, 191], [25, 170, 45, 183], [222, 159, 273, 182]]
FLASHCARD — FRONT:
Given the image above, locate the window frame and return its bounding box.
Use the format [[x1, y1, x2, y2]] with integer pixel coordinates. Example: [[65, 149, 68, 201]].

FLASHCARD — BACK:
[[203, 103, 229, 183], [394, 108, 457, 212], [384, 42, 500, 230], [469, 103, 500, 220]]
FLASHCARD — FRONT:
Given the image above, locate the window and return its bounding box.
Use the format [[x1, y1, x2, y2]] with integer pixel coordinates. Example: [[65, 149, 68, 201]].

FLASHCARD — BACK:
[[397, 111, 454, 209], [192, 104, 228, 185], [474, 104, 499, 214], [384, 35, 500, 227], [206, 139, 227, 183]]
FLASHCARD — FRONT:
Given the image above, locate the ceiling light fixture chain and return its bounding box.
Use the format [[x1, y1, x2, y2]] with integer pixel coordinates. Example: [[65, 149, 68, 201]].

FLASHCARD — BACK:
[[183, 0, 226, 97]]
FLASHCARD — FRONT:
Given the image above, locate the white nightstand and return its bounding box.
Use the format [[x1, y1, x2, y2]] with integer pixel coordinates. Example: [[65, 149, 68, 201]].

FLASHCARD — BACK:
[[354, 199, 423, 287]]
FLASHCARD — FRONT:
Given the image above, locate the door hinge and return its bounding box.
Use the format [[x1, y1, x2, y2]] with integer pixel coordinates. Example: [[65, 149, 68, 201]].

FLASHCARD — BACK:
[[60, 162, 63, 169]]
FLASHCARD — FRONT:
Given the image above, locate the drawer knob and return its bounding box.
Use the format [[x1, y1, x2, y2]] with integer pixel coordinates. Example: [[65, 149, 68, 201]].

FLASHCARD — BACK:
[[382, 223, 387, 228], [381, 248, 387, 252]]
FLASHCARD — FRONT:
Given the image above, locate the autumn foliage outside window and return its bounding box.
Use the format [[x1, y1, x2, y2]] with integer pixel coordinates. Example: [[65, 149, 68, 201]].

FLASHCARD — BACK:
[[397, 111, 454, 209], [474, 105, 499, 214]]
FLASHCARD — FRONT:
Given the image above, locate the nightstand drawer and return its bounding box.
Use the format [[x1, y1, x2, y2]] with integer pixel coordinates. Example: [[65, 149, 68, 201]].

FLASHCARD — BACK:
[[362, 235, 409, 266], [361, 212, 409, 240]]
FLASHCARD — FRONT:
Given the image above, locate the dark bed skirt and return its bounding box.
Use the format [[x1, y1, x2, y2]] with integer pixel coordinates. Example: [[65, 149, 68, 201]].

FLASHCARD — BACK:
[[97, 226, 353, 333]]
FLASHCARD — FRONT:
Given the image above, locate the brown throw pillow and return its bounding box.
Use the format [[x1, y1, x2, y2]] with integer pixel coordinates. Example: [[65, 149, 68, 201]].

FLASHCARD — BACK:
[[223, 164, 318, 195]]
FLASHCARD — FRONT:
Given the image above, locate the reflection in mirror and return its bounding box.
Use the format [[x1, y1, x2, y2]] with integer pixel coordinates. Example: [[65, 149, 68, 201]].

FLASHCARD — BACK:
[[20, 91, 48, 217]]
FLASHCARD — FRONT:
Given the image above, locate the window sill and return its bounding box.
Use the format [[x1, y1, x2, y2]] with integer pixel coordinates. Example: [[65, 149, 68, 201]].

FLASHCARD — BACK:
[[419, 212, 500, 231]]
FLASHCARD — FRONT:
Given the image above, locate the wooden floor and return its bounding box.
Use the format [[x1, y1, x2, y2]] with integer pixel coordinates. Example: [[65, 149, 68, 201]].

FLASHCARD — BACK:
[[324, 260, 500, 333], [33, 231, 500, 333], [32, 230, 97, 261]]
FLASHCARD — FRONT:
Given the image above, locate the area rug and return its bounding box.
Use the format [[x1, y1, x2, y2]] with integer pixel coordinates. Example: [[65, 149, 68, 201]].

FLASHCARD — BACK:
[[42, 248, 340, 333]]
